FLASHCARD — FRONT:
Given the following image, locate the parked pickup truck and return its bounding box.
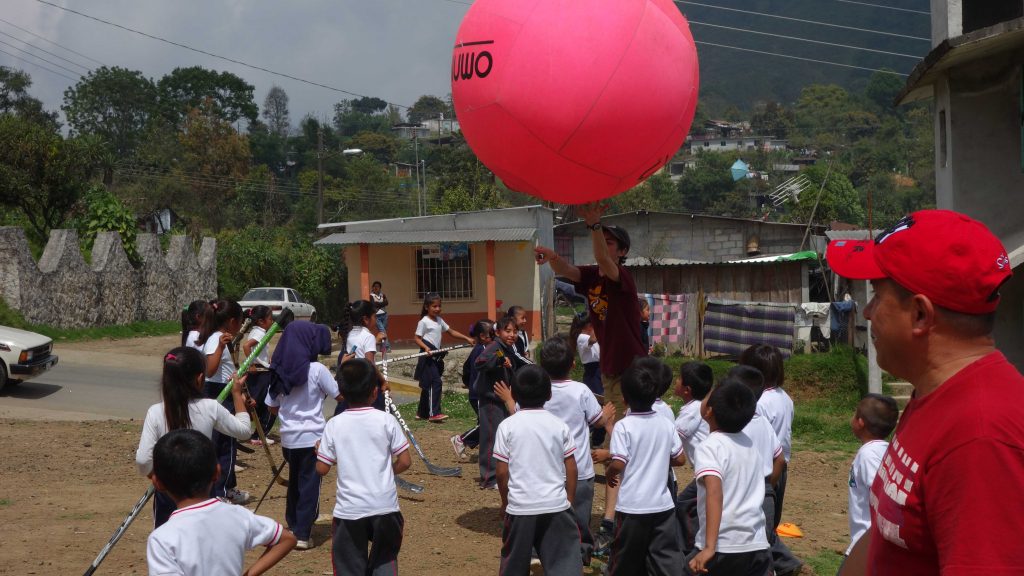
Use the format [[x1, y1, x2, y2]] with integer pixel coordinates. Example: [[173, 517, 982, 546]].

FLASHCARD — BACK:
[[0, 325, 59, 391], [238, 287, 317, 322]]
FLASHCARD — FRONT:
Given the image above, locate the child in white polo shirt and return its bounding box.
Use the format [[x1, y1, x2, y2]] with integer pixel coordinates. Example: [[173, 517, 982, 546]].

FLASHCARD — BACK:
[[846, 393, 897, 555], [494, 365, 582, 576], [605, 358, 687, 575], [675, 361, 713, 555], [689, 380, 771, 576], [317, 358, 411, 575], [147, 429, 295, 576]]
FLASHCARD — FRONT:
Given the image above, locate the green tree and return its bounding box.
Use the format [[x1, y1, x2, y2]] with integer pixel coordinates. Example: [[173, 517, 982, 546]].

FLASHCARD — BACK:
[[350, 96, 388, 115], [407, 95, 448, 124], [62, 66, 158, 157], [750, 101, 793, 139], [333, 100, 389, 137], [792, 84, 853, 148], [75, 186, 140, 262], [348, 131, 399, 164], [675, 152, 736, 213], [261, 85, 290, 138], [430, 136, 503, 213], [0, 67, 58, 128], [157, 66, 258, 128], [786, 164, 864, 227], [864, 70, 905, 113], [0, 115, 106, 244]]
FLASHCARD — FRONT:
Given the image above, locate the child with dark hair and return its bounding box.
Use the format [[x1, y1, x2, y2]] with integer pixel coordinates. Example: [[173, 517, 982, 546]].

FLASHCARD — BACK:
[[639, 298, 651, 353], [181, 300, 208, 350], [336, 299, 389, 414], [675, 361, 714, 555], [265, 321, 342, 550], [243, 305, 276, 446], [688, 380, 770, 576], [414, 293, 475, 422], [505, 304, 531, 360], [570, 314, 602, 396], [147, 429, 295, 576], [136, 347, 252, 527], [451, 319, 495, 460], [605, 358, 686, 575], [317, 359, 411, 575], [370, 280, 391, 352], [494, 365, 582, 576], [846, 393, 898, 555], [475, 315, 532, 489]]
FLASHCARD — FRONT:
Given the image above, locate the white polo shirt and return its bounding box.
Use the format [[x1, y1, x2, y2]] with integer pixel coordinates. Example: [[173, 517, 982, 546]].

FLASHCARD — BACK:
[[494, 408, 575, 515], [202, 331, 236, 384], [758, 387, 794, 462], [415, 316, 450, 349], [147, 498, 283, 576], [346, 326, 377, 359], [694, 431, 769, 554], [265, 363, 339, 449], [317, 407, 409, 520], [847, 439, 887, 555], [576, 334, 600, 365], [610, 411, 684, 514], [743, 413, 782, 478], [675, 400, 709, 469], [544, 379, 603, 480], [184, 330, 201, 352], [246, 326, 270, 368], [136, 399, 252, 476]]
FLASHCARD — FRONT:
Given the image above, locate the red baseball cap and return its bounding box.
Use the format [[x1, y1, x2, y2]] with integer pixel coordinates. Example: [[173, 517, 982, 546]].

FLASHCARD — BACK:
[[826, 210, 1012, 314]]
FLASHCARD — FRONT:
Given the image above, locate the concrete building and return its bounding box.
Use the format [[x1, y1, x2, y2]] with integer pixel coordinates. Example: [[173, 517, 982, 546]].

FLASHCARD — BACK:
[[685, 135, 788, 154], [897, 0, 1024, 369], [315, 206, 554, 345]]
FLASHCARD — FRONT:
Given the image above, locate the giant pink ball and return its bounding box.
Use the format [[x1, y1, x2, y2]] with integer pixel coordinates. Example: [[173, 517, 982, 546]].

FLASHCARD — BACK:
[[451, 0, 699, 205]]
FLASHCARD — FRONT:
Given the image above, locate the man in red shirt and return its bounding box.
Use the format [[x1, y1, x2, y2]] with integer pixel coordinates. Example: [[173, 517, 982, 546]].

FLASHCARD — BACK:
[[828, 210, 1024, 575]]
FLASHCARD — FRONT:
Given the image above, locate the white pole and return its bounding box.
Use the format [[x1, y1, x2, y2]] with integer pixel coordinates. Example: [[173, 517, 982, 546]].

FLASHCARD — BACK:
[[865, 281, 882, 394]]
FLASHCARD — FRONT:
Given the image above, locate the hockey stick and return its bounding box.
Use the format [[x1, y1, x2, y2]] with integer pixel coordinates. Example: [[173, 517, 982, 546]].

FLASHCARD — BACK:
[[383, 391, 461, 477], [254, 460, 288, 513], [217, 308, 295, 403], [243, 383, 288, 487], [82, 485, 155, 576], [373, 344, 469, 367], [395, 476, 425, 494]]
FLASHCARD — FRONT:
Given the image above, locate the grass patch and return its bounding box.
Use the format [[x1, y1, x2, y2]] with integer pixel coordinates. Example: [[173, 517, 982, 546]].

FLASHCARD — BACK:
[[397, 391, 478, 432], [0, 498, 10, 506], [804, 548, 845, 576]]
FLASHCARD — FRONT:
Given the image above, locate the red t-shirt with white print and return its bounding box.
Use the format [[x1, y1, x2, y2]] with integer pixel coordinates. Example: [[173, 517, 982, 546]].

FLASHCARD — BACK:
[[868, 351, 1024, 575]]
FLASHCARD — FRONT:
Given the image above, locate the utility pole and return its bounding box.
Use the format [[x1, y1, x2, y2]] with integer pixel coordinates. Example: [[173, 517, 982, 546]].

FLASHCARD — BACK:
[[317, 125, 324, 225], [414, 135, 422, 216]]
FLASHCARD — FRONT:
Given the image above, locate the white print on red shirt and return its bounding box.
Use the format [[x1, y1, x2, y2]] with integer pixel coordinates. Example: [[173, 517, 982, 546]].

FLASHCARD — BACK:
[[871, 437, 920, 549]]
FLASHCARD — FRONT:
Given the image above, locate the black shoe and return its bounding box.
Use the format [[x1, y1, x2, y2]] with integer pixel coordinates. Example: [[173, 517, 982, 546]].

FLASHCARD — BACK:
[[593, 522, 614, 557]]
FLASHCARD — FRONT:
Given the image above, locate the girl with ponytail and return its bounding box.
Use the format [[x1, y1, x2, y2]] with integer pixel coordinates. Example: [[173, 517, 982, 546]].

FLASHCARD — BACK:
[[335, 299, 389, 414]]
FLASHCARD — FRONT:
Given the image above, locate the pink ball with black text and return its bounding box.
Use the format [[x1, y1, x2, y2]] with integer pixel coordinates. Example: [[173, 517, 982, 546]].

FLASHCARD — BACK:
[[450, 0, 699, 204]]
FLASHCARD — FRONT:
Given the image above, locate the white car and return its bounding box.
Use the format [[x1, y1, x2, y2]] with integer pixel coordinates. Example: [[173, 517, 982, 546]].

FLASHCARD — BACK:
[[238, 287, 316, 322], [0, 325, 59, 391]]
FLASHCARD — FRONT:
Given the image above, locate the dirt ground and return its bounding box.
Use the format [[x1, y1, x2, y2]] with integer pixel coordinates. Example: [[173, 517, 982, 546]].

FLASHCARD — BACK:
[[0, 336, 854, 575]]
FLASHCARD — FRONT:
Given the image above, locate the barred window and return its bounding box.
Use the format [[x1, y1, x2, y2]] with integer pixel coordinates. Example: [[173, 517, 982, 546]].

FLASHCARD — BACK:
[[415, 244, 473, 301]]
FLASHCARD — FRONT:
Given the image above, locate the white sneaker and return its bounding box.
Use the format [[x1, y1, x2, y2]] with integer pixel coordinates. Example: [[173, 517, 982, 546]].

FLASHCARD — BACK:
[[295, 539, 313, 550], [450, 434, 466, 459], [225, 488, 251, 505]]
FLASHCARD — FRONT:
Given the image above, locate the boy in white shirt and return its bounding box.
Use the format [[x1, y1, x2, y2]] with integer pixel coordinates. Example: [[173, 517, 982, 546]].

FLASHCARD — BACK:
[[494, 365, 582, 576], [674, 361, 713, 555], [605, 358, 687, 575], [536, 336, 614, 565], [317, 359, 412, 575], [846, 393, 897, 555], [147, 429, 295, 576], [689, 380, 771, 576]]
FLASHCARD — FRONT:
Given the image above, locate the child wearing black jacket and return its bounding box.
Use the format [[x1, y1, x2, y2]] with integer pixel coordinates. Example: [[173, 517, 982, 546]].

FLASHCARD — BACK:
[[475, 316, 532, 489]]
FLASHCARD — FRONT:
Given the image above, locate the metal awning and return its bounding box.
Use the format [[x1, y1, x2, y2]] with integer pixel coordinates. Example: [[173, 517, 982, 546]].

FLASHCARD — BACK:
[[315, 228, 537, 246]]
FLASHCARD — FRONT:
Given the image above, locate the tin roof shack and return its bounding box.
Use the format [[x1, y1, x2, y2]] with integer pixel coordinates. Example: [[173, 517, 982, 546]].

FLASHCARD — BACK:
[[898, 2, 1024, 370], [316, 206, 555, 346]]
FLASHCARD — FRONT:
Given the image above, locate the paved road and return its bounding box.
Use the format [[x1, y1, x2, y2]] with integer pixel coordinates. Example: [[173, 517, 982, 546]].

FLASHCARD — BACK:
[[0, 347, 417, 421]]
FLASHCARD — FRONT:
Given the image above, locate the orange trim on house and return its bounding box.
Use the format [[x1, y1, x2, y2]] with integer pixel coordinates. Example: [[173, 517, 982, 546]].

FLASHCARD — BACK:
[[530, 309, 542, 340], [486, 241, 496, 321], [359, 243, 370, 299]]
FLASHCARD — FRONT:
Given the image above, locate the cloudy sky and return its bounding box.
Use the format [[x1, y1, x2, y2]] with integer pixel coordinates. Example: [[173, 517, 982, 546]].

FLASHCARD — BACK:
[[5, 0, 472, 125]]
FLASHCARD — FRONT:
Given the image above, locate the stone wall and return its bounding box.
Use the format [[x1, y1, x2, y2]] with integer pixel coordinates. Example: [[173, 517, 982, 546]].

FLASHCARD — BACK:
[[0, 227, 216, 328]]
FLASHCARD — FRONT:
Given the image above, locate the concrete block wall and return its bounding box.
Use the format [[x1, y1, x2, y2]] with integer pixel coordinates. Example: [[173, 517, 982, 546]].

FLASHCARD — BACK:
[[0, 227, 216, 328]]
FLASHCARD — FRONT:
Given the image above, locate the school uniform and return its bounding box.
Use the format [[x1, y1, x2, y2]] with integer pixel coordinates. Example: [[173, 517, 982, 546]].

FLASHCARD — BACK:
[[318, 407, 409, 576], [475, 340, 531, 488], [202, 331, 240, 497], [457, 343, 487, 449], [414, 316, 450, 418], [265, 362, 338, 541], [575, 334, 602, 395], [847, 439, 887, 555], [336, 326, 384, 414], [494, 408, 582, 576], [608, 411, 685, 576], [691, 431, 771, 576], [136, 399, 252, 526], [744, 413, 784, 546], [245, 325, 276, 440], [147, 498, 284, 576], [514, 329, 531, 360], [757, 386, 800, 574], [675, 399, 710, 554], [544, 379, 604, 563], [184, 330, 202, 351]]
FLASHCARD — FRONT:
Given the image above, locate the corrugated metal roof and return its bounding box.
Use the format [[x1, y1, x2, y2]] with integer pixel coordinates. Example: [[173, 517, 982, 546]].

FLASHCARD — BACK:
[[315, 228, 536, 246]]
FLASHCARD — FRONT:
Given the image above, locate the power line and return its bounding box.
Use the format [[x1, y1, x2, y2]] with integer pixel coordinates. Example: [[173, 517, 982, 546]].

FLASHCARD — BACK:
[[0, 16, 105, 65], [694, 40, 908, 76], [675, 0, 930, 41], [0, 29, 91, 71], [689, 20, 921, 59], [0, 47, 77, 81], [32, 0, 411, 109], [832, 0, 929, 15], [0, 38, 85, 76]]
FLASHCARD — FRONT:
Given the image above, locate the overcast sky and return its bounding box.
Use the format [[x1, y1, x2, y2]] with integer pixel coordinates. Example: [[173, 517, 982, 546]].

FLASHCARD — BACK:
[[5, 0, 471, 126]]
